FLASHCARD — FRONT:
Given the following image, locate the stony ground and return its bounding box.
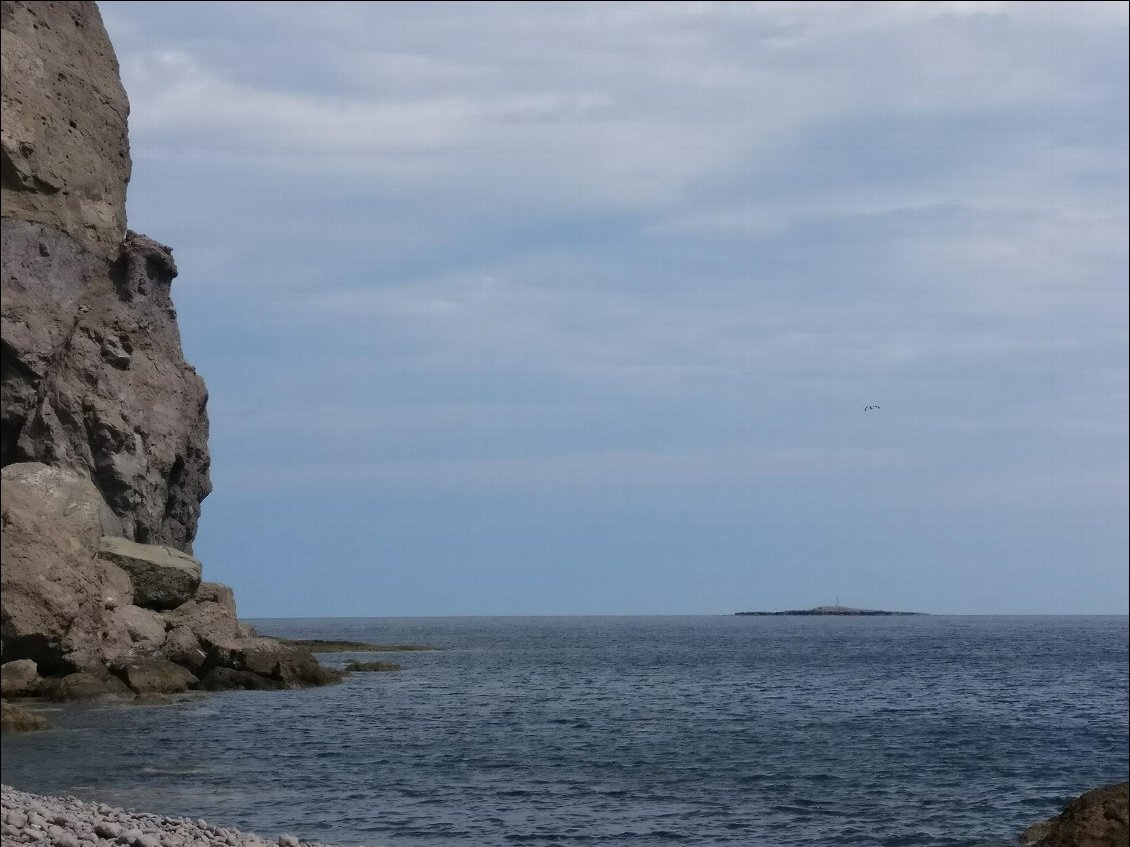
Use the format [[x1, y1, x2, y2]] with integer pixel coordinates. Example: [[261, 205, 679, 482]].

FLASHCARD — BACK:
[[0, 786, 352, 847]]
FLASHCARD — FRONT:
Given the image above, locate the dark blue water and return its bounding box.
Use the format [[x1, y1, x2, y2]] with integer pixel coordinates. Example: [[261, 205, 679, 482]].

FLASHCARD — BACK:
[[2, 616, 1127, 846]]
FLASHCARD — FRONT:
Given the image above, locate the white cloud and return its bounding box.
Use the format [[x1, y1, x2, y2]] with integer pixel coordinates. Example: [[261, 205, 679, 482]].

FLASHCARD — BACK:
[[98, 2, 1128, 613]]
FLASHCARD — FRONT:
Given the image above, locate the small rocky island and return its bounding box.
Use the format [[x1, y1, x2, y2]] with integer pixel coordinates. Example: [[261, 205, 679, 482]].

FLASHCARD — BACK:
[[735, 605, 926, 616]]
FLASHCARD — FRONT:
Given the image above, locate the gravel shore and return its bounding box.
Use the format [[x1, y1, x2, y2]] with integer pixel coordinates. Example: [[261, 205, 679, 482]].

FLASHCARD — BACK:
[[0, 786, 350, 847]]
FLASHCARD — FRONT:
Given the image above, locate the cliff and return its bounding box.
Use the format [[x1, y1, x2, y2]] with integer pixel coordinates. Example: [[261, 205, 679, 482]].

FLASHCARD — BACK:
[[0, 0, 336, 698]]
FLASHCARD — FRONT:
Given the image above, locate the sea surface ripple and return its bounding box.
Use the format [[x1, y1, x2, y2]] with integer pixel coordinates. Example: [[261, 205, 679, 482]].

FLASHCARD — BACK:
[[2, 615, 1127, 846]]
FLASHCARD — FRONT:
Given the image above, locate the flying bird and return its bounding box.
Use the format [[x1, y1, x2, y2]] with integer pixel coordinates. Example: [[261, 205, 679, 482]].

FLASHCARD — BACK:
[[864, 405, 880, 411]]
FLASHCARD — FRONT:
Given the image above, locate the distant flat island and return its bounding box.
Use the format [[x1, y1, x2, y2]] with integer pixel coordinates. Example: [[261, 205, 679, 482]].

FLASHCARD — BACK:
[[735, 605, 926, 617]]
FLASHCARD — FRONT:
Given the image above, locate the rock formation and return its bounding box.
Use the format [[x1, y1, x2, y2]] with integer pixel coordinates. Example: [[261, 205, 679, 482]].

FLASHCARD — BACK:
[[1, 0, 338, 698], [1022, 783, 1129, 847]]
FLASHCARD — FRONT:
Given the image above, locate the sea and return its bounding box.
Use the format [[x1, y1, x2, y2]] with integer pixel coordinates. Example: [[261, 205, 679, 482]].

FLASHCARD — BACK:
[[2, 616, 1127, 847]]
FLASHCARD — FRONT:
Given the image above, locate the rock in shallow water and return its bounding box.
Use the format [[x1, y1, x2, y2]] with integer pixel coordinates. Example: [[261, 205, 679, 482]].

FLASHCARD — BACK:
[[0, 702, 50, 732], [1022, 782, 1129, 847], [109, 657, 198, 695]]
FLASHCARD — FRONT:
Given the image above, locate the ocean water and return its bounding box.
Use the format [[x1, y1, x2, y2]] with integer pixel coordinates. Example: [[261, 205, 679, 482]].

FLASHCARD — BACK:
[[2, 616, 1127, 847]]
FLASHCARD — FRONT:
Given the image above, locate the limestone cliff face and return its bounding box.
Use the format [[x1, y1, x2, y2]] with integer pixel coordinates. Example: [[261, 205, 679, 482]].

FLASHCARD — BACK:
[[1, 0, 336, 693], [1, 0, 210, 553], [0, 0, 129, 260]]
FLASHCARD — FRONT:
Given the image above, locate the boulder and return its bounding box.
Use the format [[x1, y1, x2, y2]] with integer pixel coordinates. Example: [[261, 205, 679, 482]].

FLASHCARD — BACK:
[[40, 670, 132, 701], [0, 463, 124, 672], [109, 604, 167, 648], [1023, 783, 1129, 847], [197, 667, 283, 692], [160, 625, 206, 672], [0, 701, 49, 732], [97, 536, 201, 611], [162, 582, 242, 647], [205, 638, 342, 689], [109, 657, 196, 695], [0, 659, 41, 697]]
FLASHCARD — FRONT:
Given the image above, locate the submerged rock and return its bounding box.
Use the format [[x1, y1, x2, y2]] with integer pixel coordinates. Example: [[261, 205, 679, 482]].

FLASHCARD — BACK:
[[0, 702, 49, 732], [343, 661, 402, 672], [1022, 782, 1129, 847], [282, 638, 439, 652]]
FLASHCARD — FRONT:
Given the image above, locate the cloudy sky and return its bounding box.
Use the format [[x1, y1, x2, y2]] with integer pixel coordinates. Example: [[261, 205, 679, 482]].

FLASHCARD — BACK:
[[98, 2, 1128, 617]]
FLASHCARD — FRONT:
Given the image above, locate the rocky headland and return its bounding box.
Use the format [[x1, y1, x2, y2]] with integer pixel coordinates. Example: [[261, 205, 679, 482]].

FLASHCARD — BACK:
[[0, 0, 337, 715]]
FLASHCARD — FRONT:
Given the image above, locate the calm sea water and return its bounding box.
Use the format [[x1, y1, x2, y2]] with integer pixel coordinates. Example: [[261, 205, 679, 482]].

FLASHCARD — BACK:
[[2, 616, 1127, 846]]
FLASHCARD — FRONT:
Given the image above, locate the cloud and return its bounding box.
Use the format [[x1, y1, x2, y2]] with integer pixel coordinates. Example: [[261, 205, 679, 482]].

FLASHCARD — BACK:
[[106, 2, 1126, 216], [97, 2, 1128, 612]]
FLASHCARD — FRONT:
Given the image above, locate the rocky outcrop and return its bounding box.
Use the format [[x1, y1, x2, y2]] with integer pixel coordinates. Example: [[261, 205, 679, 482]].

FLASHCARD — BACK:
[[98, 536, 202, 610], [2, 0, 209, 553], [0, 463, 136, 674], [1022, 783, 1129, 847], [0, 218, 211, 552], [0, 0, 337, 700], [1, 466, 339, 694], [0, 0, 129, 259]]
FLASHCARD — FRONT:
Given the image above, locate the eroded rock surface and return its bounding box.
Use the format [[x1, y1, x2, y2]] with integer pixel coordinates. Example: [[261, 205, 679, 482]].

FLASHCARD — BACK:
[[0, 463, 134, 674], [2, 0, 209, 553], [0, 0, 337, 700], [1, 220, 211, 552], [0, 660, 41, 697], [0, 0, 130, 259], [98, 536, 202, 610], [1023, 783, 1129, 847]]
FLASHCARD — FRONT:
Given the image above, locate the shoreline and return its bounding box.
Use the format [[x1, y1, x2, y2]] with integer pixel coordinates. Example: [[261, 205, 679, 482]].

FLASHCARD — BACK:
[[0, 785, 349, 847]]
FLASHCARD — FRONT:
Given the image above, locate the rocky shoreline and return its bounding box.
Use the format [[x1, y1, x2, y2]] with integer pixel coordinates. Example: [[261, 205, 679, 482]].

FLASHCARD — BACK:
[[0, 785, 348, 847], [2, 781, 1124, 847]]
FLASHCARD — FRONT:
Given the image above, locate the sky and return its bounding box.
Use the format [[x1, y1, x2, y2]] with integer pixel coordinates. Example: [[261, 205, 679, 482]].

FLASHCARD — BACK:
[[97, 1, 1128, 617]]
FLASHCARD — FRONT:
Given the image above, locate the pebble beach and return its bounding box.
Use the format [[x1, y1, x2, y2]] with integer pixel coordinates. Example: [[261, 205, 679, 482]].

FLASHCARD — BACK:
[[0, 787, 346, 847]]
